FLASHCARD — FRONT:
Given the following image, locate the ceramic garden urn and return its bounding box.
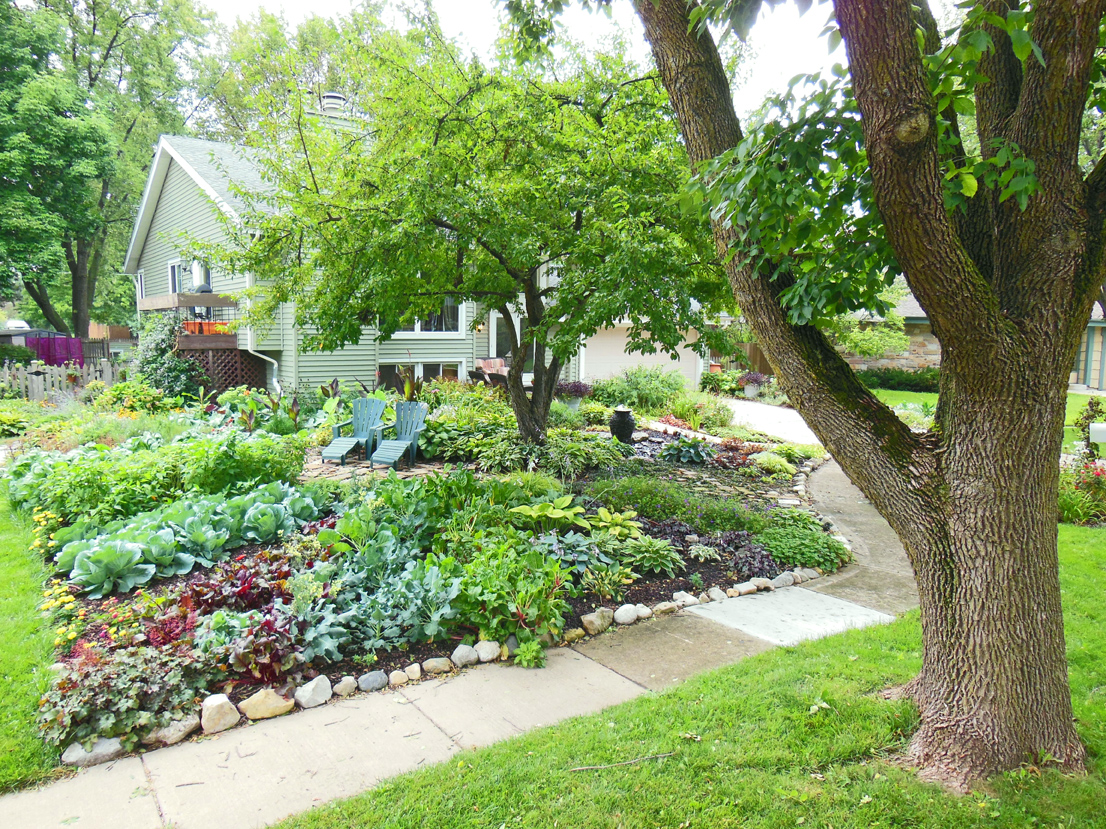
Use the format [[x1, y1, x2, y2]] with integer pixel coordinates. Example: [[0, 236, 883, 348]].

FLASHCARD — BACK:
[[609, 406, 636, 444]]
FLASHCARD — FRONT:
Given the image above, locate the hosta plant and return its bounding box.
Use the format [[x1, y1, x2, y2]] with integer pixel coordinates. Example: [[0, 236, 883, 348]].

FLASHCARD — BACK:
[[581, 561, 638, 603], [622, 535, 685, 579], [509, 496, 590, 534], [658, 436, 717, 465]]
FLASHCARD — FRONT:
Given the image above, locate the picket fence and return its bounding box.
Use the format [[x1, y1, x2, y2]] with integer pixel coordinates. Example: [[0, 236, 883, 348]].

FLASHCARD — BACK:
[[1, 360, 120, 402]]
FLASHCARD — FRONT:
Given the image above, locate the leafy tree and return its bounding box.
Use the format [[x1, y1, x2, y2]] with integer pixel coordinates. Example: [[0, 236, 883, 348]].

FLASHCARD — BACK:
[[11, 0, 210, 336], [202, 11, 727, 442], [0, 1, 113, 320], [505, 0, 1106, 787]]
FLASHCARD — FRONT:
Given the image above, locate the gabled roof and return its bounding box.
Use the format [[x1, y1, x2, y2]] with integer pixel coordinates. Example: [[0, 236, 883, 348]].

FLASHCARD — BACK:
[[123, 135, 270, 274]]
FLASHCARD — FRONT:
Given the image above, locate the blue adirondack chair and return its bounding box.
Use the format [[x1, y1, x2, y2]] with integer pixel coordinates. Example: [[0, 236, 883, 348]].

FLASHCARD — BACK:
[[321, 397, 386, 464], [371, 401, 429, 469]]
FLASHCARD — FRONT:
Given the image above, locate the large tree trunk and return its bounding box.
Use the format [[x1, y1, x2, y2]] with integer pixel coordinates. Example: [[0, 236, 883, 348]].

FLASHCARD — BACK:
[[65, 237, 97, 338], [633, 0, 1091, 787], [23, 277, 72, 336]]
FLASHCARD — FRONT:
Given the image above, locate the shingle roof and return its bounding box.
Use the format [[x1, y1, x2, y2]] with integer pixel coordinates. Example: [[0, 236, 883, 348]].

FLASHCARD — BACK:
[[893, 290, 1104, 321], [163, 135, 272, 214]]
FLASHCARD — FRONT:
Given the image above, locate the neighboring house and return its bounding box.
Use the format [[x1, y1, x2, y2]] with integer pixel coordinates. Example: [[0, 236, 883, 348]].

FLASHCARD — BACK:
[[123, 135, 710, 392], [841, 290, 1106, 392]]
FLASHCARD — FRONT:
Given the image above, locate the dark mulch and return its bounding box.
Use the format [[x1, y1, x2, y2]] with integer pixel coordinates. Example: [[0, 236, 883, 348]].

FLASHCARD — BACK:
[[564, 557, 743, 629]]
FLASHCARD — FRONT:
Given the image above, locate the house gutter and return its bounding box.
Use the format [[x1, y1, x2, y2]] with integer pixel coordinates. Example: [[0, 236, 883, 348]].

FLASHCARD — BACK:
[[244, 272, 281, 393]]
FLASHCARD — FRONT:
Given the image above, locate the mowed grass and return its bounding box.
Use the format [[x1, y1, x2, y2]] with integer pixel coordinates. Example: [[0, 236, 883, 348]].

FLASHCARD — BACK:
[[873, 389, 1095, 452], [0, 500, 58, 792], [276, 525, 1106, 829]]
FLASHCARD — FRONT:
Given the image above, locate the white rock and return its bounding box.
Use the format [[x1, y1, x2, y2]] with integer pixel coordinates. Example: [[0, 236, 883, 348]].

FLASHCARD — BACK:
[[294, 675, 333, 709], [238, 688, 294, 720], [653, 601, 678, 615], [451, 644, 480, 667], [333, 676, 358, 697], [750, 577, 775, 591], [707, 587, 728, 602], [698, 591, 711, 604], [672, 590, 700, 607], [474, 640, 501, 662], [404, 663, 422, 681], [772, 572, 796, 589], [790, 569, 805, 584], [201, 694, 240, 734], [635, 604, 653, 620], [389, 670, 409, 687], [613, 604, 639, 625], [61, 737, 125, 767], [833, 534, 852, 549], [142, 714, 200, 747], [777, 498, 802, 506], [734, 581, 758, 596], [800, 568, 821, 581]]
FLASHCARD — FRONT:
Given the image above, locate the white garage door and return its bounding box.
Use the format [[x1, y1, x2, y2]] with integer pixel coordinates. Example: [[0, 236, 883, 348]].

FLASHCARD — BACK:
[[583, 327, 702, 387]]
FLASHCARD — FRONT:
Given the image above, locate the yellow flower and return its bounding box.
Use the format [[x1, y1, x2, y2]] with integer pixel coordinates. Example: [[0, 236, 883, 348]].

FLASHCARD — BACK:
[[67, 632, 77, 640], [55, 627, 66, 636], [54, 638, 62, 646]]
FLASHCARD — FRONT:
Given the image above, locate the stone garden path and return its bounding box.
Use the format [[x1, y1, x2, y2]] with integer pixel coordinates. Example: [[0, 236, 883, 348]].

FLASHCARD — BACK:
[[1, 423, 919, 829], [722, 398, 820, 445]]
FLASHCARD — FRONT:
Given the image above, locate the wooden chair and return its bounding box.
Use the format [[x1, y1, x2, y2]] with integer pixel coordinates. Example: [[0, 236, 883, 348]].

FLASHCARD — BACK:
[[371, 401, 429, 469], [321, 397, 386, 465], [468, 369, 489, 384]]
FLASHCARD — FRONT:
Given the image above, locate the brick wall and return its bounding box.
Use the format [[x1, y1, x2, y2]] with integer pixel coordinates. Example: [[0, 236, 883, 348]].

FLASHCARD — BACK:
[[842, 322, 942, 371]]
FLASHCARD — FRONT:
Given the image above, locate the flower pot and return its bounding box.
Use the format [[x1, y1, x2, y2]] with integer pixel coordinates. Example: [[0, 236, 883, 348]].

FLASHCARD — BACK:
[[743, 384, 760, 399], [560, 397, 581, 411], [609, 406, 636, 443]]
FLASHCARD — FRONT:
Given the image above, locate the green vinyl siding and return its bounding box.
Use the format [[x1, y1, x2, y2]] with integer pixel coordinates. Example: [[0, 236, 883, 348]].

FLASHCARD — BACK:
[[137, 160, 229, 297]]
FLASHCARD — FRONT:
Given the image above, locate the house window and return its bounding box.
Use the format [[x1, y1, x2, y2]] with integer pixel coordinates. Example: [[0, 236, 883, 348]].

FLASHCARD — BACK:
[[379, 361, 464, 391], [394, 297, 463, 337], [168, 261, 182, 293], [490, 310, 535, 372], [137, 270, 145, 299]]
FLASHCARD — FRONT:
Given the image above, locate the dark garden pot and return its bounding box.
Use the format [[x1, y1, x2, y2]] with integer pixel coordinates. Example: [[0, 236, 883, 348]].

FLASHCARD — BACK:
[[609, 406, 636, 444]]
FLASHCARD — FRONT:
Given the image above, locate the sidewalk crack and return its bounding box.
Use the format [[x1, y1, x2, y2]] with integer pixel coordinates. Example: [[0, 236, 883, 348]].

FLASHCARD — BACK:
[[141, 754, 168, 828]]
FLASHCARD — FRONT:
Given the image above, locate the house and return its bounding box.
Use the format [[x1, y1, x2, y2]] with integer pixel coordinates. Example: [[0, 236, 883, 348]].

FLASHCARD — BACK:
[[840, 290, 1106, 392], [123, 135, 710, 393]]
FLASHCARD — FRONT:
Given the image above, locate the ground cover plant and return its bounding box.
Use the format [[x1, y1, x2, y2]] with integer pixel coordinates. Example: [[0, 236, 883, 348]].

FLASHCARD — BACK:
[[272, 524, 1106, 829]]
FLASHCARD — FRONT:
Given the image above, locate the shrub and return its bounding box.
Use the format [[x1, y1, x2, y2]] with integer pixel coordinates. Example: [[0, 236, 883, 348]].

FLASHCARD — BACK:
[[622, 535, 684, 578], [587, 477, 766, 534], [0, 409, 31, 437], [756, 523, 851, 572], [1059, 464, 1106, 524], [591, 366, 686, 411], [133, 313, 207, 398], [94, 380, 178, 414], [750, 451, 797, 476], [658, 436, 717, 464], [772, 443, 826, 463], [1075, 398, 1106, 460], [548, 399, 585, 430], [716, 531, 783, 580], [854, 366, 940, 393], [0, 343, 36, 365], [579, 399, 614, 426]]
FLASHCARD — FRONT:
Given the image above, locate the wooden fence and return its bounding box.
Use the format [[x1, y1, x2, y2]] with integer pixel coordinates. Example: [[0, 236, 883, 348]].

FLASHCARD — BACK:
[[1, 360, 120, 402]]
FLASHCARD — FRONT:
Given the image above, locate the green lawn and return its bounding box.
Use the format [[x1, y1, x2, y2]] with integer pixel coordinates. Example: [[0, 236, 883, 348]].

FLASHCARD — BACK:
[[276, 525, 1106, 829], [0, 501, 59, 792], [873, 389, 1095, 452]]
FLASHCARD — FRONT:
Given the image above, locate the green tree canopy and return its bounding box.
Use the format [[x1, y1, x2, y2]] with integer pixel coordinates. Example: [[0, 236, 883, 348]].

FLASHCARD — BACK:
[[203, 10, 729, 440], [0, 1, 113, 311], [9, 0, 211, 335]]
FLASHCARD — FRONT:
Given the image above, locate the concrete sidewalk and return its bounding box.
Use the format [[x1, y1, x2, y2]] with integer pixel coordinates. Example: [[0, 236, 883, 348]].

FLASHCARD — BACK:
[[0, 463, 918, 829], [723, 399, 820, 444]]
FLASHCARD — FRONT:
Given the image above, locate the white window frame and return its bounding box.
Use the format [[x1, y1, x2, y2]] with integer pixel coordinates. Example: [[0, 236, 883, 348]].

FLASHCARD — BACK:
[[392, 298, 467, 340], [137, 269, 145, 300], [168, 260, 183, 294], [378, 359, 467, 385]]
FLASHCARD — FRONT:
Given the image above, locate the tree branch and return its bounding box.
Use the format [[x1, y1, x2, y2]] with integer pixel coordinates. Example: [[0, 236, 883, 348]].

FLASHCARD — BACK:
[[835, 0, 1006, 351]]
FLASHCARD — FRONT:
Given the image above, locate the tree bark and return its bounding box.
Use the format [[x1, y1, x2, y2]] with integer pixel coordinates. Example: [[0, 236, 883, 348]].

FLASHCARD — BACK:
[[23, 277, 72, 336], [634, 0, 1092, 787]]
